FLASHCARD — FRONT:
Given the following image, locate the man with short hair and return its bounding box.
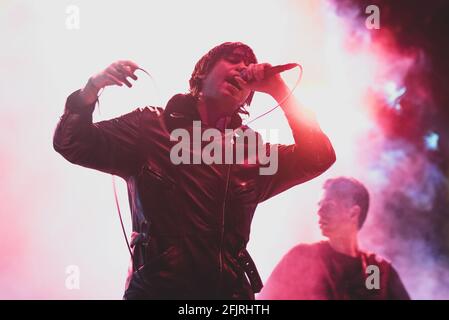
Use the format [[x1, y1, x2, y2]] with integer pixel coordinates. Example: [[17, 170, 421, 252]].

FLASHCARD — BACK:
[[259, 177, 410, 300], [53, 42, 335, 299]]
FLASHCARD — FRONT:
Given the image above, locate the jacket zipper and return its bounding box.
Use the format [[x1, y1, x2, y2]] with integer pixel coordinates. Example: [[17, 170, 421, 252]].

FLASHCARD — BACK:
[[217, 162, 232, 296], [217, 118, 232, 296]]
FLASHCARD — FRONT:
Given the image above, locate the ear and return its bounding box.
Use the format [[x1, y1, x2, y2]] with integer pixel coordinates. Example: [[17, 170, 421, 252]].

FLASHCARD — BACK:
[[349, 205, 361, 225]]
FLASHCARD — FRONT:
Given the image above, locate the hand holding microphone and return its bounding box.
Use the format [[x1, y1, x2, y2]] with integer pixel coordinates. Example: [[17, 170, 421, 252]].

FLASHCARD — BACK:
[[234, 62, 298, 97], [240, 63, 298, 82]]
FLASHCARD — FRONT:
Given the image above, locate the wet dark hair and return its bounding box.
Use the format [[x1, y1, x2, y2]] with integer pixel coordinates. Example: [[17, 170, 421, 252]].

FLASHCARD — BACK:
[[189, 42, 258, 116], [323, 177, 370, 229]]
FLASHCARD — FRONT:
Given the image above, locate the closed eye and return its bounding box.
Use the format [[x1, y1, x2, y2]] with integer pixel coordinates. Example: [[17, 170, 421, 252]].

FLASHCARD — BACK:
[[225, 54, 250, 66], [319, 201, 336, 212]]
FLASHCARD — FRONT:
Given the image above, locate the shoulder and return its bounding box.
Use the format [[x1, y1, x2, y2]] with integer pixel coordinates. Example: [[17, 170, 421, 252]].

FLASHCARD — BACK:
[[122, 106, 164, 126], [134, 106, 164, 117], [363, 250, 395, 271], [285, 241, 327, 259], [365, 250, 388, 263]]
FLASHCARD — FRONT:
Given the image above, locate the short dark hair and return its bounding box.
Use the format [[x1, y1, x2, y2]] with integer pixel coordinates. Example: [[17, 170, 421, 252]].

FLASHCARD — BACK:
[[189, 42, 258, 116], [323, 177, 370, 229]]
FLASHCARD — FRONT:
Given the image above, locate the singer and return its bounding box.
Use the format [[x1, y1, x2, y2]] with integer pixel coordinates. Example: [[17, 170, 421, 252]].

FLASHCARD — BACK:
[[53, 42, 336, 299]]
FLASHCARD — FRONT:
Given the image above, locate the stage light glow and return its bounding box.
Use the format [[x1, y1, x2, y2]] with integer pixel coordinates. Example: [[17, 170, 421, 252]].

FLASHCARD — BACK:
[[384, 81, 406, 106], [424, 131, 439, 151]]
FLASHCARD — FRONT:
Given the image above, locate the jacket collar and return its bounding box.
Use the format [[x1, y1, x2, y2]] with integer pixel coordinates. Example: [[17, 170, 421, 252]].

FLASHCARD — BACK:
[[163, 93, 243, 132]]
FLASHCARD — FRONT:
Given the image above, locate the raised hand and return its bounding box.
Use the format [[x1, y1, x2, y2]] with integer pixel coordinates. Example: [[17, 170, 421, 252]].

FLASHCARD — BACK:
[[79, 60, 140, 104]]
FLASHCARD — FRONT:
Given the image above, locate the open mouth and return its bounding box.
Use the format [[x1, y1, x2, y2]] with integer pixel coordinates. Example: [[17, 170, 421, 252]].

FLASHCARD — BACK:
[[225, 76, 242, 91]]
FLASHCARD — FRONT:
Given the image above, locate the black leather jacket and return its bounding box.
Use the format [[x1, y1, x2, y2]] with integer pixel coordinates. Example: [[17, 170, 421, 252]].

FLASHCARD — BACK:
[[53, 90, 336, 299]]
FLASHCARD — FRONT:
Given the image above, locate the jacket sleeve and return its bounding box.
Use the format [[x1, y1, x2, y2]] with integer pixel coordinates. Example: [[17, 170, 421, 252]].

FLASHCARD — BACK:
[[256, 106, 336, 203], [53, 89, 144, 179]]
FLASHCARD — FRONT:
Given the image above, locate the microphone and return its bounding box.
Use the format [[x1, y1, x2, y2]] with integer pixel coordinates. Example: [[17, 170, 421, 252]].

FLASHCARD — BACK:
[[240, 63, 298, 82]]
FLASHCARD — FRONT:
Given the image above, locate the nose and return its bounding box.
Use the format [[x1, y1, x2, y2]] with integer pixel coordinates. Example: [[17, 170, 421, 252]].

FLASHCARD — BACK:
[[234, 64, 250, 82], [234, 61, 247, 73]]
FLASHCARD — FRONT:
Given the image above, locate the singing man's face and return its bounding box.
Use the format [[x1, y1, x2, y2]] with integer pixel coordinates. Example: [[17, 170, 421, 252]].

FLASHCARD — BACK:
[[200, 47, 252, 112]]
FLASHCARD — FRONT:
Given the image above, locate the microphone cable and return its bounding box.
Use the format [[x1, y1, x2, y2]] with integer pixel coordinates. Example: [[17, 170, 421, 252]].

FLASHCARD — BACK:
[[243, 63, 303, 127], [110, 67, 156, 287]]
